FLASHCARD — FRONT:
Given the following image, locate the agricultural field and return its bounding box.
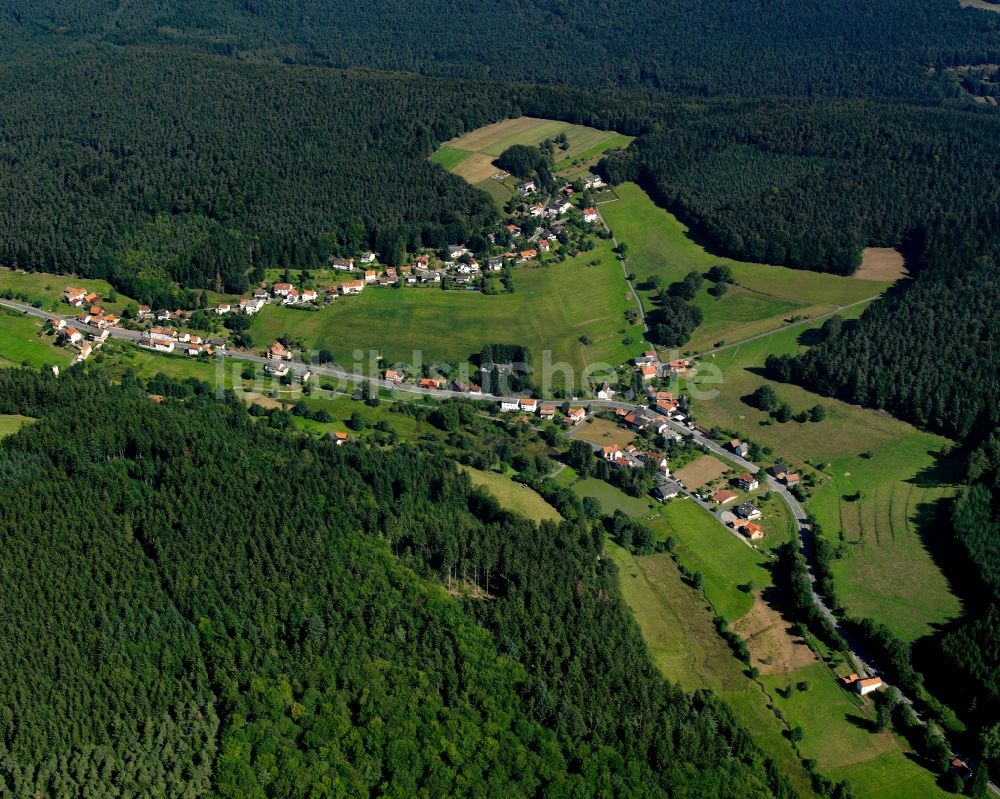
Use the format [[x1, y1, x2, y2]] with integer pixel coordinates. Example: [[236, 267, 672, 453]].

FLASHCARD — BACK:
[[571, 416, 638, 450], [436, 117, 633, 209], [599, 184, 892, 352], [572, 476, 660, 519], [609, 544, 821, 798], [462, 466, 562, 523], [673, 453, 728, 489], [0, 310, 73, 368], [0, 414, 32, 439], [687, 313, 961, 643], [250, 242, 645, 391], [763, 662, 951, 799]]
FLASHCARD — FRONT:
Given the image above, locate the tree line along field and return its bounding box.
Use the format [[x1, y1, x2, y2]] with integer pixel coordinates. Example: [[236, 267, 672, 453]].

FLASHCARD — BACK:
[[250, 242, 645, 391], [577, 475, 949, 799], [599, 183, 891, 352]]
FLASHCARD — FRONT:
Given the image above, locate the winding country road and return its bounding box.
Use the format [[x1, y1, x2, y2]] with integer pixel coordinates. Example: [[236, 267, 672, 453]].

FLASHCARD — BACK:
[[4, 295, 986, 788]]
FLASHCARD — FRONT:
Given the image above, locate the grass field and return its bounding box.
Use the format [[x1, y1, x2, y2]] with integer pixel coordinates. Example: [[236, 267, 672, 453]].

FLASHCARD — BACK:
[[442, 117, 632, 160], [572, 417, 637, 449], [599, 184, 891, 352], [688, 313, 961, 642], [572, 476, 659, 518], [0, 267, 140, 314], [0, 310, 73, 368], [673, 453, 728, 489], [763, 662, 951, 799], [462, 467, 561, 523], [0, 414, 32, 439], [251, 242, 644, 391]]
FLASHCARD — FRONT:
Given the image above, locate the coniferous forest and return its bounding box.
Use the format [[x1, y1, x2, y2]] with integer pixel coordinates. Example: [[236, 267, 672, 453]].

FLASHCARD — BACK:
[[0, 368, 792, 798]]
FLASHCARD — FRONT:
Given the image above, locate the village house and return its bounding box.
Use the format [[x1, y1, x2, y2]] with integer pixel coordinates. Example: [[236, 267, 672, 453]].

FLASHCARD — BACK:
[[137, 304, 153, 318], [77, 343, 93, 361], [565, 407, 586, 424], [517, 180, 537, 195], [413, 255, 430, 269], [735, 501, 762, 520], [84, 292, 101, 306], [252, 288, 271, 301], [499, 398, 520, 412], [385, 369, 405, 384], [447, 245, 470, 261], [771, 462, 790, 480], [529, 203, 545, 217], [330, 257, 355, 271], [602, 444, 623, 463], [331, 431, 350, 445], [301, 289, 318, 303], [733, 519, 765, 540], [635, 350, 658, 366], [654, 391, 676, 414], [63, 287, 88, 306], [583, 174, 605, 189], [727, 439, 750, 458], [639, 363, 658, 381], [652, 480, 679, 503], [855, 676, 884, 696], [667, 359, 690, 376], [359, 251, 377, 264], [264, 361, 289, 378], [711, 489, 739, 505], [643, 451, 670, 473], [520, 398, 539, 414], [736, 472, 759, 491], [538, 239, 551, 252], [539, 404, 556, 420], [179, 343, 204, 356], [364, 270, 379, 284], [48, 317, 67, 331], [88, 329, 109, 343], [141, 333, 175, 353], [272, 282, 294, 297], [207, 338, 226, 351], [62, 328, 84, 345], [216, 303, 231, 315], [282, 288, 301, 305], [596, 381, 615, 400], [267, 341, 292, 361], [419, 377, 447, 390], [340, 280, 365, 295], [582, 207, 599, 223], [785, 472, 801, 486]]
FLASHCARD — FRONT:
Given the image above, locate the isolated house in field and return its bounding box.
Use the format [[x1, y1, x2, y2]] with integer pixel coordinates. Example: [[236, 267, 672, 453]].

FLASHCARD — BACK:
[[712, 490, 738, 505], [727, 439, 750, 458], [736, 472, 759, 491], [331, 431, 350, 445]]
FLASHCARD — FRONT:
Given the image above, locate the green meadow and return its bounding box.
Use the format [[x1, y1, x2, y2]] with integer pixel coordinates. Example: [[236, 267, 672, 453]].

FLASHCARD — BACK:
[[462, 466, 562, 523], [0, 310, 73, 368], [599, 183, 890, 352], [0, 414, 33, 439], [251, 242, 645, 390]]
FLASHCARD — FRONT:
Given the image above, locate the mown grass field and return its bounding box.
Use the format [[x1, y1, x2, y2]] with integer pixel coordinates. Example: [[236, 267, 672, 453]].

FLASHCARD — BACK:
[[0, 310, 73, 368], [599, 184, 891, 352], [442, 117, 632, 160], [251, 242, 644, 391], [572, 417, 637, 449], [688, 313, 961, 642], [462, 467, 562, 523], [0, 414, 32, 439], [609, 544, 821, 798], [763, 662, 951, 799], [0, 267, 140, 315]]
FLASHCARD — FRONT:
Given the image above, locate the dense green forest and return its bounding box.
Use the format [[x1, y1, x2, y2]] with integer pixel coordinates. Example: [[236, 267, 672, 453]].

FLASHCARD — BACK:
[[4, 0, 1000, 100], [0, 367, 792, 798]]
